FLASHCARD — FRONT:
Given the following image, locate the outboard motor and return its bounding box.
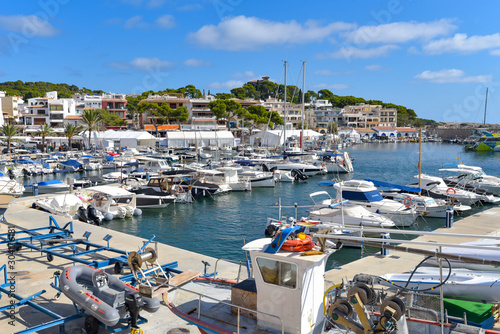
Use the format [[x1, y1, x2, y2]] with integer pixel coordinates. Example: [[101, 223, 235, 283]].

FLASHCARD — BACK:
[[125, 293, 145, 332], [77, 206, 89, 224], [87, 206, 101, 226], [291, 169, 308, 181]]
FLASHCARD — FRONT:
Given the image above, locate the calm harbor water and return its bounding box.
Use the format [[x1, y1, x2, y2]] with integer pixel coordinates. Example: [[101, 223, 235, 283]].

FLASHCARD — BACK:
[[21, 142, 500, 271]]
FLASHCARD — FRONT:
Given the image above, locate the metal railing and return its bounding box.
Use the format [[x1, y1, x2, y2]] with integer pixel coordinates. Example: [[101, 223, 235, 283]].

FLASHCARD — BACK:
[[167, 281, 285, 334], [212, 258, 253, 283]]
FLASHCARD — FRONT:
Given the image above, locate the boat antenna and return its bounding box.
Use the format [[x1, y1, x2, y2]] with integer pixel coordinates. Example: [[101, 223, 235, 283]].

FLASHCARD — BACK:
[[483, 87, 489, 127]]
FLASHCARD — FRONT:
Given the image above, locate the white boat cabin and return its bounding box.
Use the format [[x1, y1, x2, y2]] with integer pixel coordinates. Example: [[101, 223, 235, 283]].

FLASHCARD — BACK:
[[242, 239, 329, 334]]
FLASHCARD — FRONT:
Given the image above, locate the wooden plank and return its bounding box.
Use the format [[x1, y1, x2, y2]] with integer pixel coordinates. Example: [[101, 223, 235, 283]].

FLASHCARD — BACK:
[[154, 270, 202, 296]]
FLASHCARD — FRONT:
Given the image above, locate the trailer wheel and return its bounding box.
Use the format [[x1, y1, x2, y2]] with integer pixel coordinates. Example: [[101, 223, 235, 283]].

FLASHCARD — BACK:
[[84, 315, 100, 334], [47, 254, 54, 262]]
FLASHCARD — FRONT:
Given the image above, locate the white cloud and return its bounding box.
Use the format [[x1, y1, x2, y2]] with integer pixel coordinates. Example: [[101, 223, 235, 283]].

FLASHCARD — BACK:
[[0, 15, 59, 37], [344, 19, 456, 44], [423, 33, 500, 54], [230, 71, 256, 79], [365, 64, 382, 71], [125, 15, 148, 29], [415, 69, 492, 83], [189, 16, 356, 51], [208, 80, 244, 90], [313, 83, 350, 90], [183, 58, 211, 67], [490, 49, 500, 56], [130, 57, 173, 70], [156, 15, 175, 29], [320, 45, 399, 59]]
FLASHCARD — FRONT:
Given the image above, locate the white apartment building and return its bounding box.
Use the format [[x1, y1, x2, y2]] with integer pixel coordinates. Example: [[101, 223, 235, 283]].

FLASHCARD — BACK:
[[343, 103, 397, 128], [262, 97, 303, 127], [309, 99, 344, 129], [72, 93, 102, 111], [24, 91, 77, 132]]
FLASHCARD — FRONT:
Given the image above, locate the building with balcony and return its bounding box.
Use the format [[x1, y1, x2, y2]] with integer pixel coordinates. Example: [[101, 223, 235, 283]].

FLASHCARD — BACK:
[[0, 91, 23, 125], [102, 93, 127, 120], [343, 103, 397, 128], [262, 97, 303, 128], [24, 91, 77, 132], [138, 93, 189, 128], [72, 93, 102, 115]]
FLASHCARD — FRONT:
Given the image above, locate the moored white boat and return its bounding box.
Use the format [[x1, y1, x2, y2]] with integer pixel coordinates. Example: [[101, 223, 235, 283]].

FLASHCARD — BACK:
[[334, 180, 419, 227], [85, 185, 142, 220]]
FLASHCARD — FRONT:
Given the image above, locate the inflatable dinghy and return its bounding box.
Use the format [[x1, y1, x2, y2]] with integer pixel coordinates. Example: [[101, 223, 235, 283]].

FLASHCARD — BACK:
[[60, 265, 160, 327]]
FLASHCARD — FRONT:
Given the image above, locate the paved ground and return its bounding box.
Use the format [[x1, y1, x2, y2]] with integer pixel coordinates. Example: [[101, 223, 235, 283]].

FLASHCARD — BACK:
[[2, 193, 500, 333], [0, 195, 243, 333]]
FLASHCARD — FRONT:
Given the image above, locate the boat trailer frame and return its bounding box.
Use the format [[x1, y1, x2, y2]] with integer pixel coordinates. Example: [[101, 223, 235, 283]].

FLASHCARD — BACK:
[[0, 216, 183, 333]]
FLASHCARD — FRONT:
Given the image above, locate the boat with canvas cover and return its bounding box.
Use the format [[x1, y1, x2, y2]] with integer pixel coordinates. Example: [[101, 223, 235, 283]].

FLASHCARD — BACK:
[[24, 179, 70, 194]]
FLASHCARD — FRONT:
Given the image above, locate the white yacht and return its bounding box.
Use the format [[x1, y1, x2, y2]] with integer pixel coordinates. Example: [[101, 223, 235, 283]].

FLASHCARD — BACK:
[[306, 191, 395, 228], [416, 174, 485, 205], [334, 180, 420, 227], [85, 185, 142, 220]]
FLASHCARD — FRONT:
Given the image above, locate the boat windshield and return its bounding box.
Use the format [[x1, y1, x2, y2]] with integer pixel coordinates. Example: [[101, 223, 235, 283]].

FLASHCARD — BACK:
[[256, 257, 297, 289]]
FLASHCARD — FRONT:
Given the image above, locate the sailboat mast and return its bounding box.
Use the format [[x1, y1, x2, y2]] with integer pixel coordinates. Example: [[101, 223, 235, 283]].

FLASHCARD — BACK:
[[418, 128, 422, 195], [283, 61, 287, 154], [483, 87, 488, 127], [301, 61, 306, 152]]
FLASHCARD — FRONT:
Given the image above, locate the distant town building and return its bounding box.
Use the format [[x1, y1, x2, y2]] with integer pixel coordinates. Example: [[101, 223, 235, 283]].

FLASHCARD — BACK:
[[101, 93, 127, 120], [23, 91, 77, 133], [343, 103, 397, 128], [0, 91, 23, 125]]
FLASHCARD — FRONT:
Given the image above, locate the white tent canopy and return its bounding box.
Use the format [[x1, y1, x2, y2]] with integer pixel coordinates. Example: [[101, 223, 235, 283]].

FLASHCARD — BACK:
[[164, 130, 235, 148], [249, 129, 322, 147], [84, 130, 157, 149]]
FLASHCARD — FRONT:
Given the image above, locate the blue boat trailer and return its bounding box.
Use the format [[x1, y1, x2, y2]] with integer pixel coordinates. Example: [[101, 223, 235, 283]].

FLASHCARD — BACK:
[[5, 216, 139, 270], [0, 216, 73, 245], [0, 264, 85, 334]]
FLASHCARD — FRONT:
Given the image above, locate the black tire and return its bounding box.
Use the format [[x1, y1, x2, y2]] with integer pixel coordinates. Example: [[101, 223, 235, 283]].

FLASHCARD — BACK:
[[114, 262, 122, 274], [47, 253, 54, 262], [84, 315, 100, 334]]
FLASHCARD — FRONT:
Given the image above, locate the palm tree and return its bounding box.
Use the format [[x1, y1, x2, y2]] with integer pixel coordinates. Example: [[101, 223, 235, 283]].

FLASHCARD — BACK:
[[64, 123, 84, 151], [37, 123, 54, 153], [82, 109, 103, 150], [1, 124, 18, 161]]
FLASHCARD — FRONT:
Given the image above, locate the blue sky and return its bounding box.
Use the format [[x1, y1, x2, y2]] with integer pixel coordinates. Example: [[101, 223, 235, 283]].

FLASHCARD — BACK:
[[1, 0, 500, 124]]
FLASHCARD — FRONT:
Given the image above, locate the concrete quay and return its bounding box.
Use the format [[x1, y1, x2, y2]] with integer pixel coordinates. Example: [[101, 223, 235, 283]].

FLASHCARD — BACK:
[[0, 196, 243, 333], [325, 205, 500, 285]]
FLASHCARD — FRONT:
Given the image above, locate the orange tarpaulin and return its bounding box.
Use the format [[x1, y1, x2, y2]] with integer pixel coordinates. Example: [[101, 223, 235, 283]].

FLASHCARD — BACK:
[[144, 125, 180, 130]]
